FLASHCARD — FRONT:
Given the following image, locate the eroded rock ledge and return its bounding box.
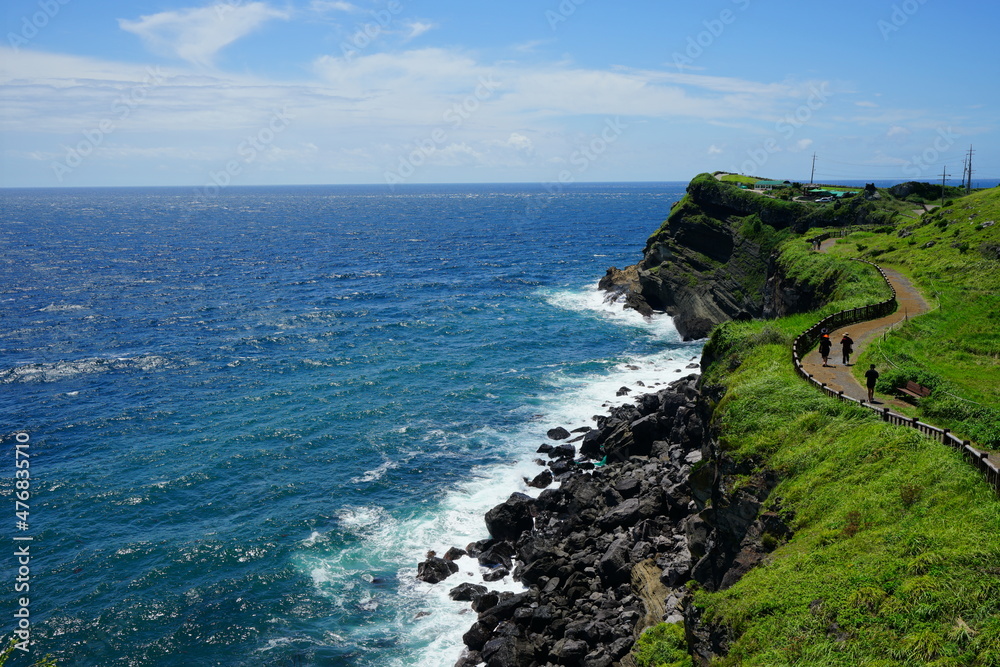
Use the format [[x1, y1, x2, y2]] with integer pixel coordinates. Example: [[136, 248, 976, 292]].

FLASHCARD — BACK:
[[417, 374, 792, 667]]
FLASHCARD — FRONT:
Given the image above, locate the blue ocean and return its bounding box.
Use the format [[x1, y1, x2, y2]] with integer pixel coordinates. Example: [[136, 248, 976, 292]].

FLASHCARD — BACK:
[[1, 183, 698, 666]]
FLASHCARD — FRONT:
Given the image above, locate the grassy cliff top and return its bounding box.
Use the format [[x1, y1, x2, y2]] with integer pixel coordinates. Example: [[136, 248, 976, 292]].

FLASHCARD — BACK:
[[637, 183, 1000, 666]]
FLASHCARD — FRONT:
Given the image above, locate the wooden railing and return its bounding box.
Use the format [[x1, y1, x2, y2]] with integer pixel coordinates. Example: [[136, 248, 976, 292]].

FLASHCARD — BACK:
[[791, 256, 1000, 495]]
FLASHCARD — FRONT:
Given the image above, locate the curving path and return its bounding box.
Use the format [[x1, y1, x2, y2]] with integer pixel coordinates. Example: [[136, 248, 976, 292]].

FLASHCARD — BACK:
[[799, 239, 1000, 472], [801, 239, 930, 408]]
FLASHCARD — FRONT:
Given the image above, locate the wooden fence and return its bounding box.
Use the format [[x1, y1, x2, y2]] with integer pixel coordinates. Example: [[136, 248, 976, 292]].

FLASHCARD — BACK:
[[791, 253, 1000, 494]]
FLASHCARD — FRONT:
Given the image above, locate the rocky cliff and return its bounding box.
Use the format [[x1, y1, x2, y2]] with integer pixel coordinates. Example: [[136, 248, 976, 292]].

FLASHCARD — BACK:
[[600, 173, 895, 339], [418, 374, 790, 667]]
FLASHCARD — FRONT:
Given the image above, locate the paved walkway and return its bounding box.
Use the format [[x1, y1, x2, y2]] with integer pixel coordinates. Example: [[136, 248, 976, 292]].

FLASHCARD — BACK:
[[801, 240, 1000, 468], [801, 240, 930, 408]]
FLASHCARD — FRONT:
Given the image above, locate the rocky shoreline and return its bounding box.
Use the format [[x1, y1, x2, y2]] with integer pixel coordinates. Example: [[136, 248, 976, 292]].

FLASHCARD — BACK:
[[416, 372, 791, 666]]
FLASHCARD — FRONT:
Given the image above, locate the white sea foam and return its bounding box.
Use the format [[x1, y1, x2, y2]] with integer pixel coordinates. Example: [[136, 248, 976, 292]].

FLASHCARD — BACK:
[[0, 354, 172, 384], [298, 283, 705, 666], [350, 458, 399, 484], [39, 303, 87, 313]]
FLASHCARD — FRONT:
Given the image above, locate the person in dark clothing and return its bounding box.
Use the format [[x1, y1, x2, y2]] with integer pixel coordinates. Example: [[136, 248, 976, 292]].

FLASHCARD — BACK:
[[840, 332, 854, 365], [818, 334, 832, 367], [865, 364, 879, 402]]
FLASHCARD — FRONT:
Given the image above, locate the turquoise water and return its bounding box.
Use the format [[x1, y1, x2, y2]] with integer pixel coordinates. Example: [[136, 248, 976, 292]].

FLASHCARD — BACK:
[[1, 183, 697, 666]]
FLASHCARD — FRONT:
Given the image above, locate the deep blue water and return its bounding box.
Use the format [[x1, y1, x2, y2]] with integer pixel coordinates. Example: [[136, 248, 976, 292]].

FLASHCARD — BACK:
[[0, 183, 697, 666]]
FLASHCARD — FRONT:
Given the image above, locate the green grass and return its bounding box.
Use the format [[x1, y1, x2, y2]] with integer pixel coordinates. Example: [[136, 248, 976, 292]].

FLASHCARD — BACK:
[[822, 187, 1000, 447], [718, 173, 760, 186], [634, 623, 695, 667], [697, 342, 1000, 667], [636, 187, 1000, 665]]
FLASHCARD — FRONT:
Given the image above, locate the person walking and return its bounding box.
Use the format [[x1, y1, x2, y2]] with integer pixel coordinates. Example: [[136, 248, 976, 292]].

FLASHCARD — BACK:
[[864, 364, 880, 402], [840, 332, 854, 366], [818, 333, 832, 367]]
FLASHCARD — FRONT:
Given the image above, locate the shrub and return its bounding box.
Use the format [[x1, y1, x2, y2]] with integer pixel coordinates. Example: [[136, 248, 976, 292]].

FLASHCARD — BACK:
[[632, 623, 693, 667]]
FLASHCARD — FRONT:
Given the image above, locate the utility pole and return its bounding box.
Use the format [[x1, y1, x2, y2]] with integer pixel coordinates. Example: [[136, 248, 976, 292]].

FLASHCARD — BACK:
[[941, 166, 951, 207], [965, 145, 975, 192], [810, 153, 816, 185]]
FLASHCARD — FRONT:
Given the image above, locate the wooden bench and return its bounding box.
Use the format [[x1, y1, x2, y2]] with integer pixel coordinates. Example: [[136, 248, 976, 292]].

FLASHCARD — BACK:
[[897, 381, 932, 401]]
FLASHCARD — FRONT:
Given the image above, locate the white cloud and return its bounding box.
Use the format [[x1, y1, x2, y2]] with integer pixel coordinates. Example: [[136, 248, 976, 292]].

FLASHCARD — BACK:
[[504, 133, 533, 152], [855, 100, 879, 108], [795, 138, 813, 151], [0, 45, 875, 186], [310, 0, 360, 13], [118, 3, 290, 67], [887, 125, 911, 137], [406, 21, 436, 39]]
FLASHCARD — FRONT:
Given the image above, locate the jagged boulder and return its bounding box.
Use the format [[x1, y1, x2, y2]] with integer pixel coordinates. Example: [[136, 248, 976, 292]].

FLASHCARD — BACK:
[[416, 555, 458, 584], [484, 493, 534, 542]]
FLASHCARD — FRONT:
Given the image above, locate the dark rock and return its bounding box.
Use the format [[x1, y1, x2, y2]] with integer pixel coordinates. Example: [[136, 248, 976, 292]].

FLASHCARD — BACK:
[[550, 443, 576, 459], [548, 458, 574, 477], [485, 493, 535, 542], [547, 427, 571, 440], [614, 476, 641, 498], [481, 636, 524, 667], [483, 565, 510, 582], [536, 442, 554, 455], [616, 386, 631, 396], [530, 605, 557, 632], [463, 621, 494, 651], [478, 540, 516, 570], [597, 497, 642, 529], [583, 647, 614, 667], [454, 649, 482, 667], [449, 582, 487, 601], [636, 392, 661, 416], [580, 429, 605, 459], [471, 591, 501, 614], [416, 556, 458, 584], [444, 546, 467, 561], [597, 537, 632, 585], [629, 414, 661, 456], [525, 469, 553, 489], [553, 637, 589, 663], [534, 487, 565, 513]]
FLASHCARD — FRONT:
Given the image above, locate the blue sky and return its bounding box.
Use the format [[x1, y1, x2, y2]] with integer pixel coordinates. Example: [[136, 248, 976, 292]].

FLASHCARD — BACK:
[[1, 0, 997, 187]]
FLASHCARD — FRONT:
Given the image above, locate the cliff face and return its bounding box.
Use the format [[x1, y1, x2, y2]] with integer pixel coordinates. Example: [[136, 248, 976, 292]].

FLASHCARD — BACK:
[[602, 174, 893, 339]]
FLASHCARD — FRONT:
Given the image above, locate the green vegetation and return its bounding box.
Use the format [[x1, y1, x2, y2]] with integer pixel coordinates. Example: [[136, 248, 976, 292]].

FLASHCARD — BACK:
[[822, 187, 1000, 447], [639, 183, 1000, 664], [633, 623, 694, 667], [702, 338, 1000, 665], [0, 638, 58, 667], [718, 173, 759, 186]]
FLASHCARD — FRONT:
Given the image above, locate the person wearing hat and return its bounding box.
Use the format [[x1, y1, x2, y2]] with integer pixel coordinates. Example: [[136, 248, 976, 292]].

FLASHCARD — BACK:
[[840, 332, 854, 365], [818, 333, 832, 367]]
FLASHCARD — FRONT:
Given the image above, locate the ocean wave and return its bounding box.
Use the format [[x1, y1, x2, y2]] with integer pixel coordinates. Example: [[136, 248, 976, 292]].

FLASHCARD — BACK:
[[0, 354, 173, 384], [39, 303, 87, 313], [349, 458, 399, 484], [540, 283, 683, 341]]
